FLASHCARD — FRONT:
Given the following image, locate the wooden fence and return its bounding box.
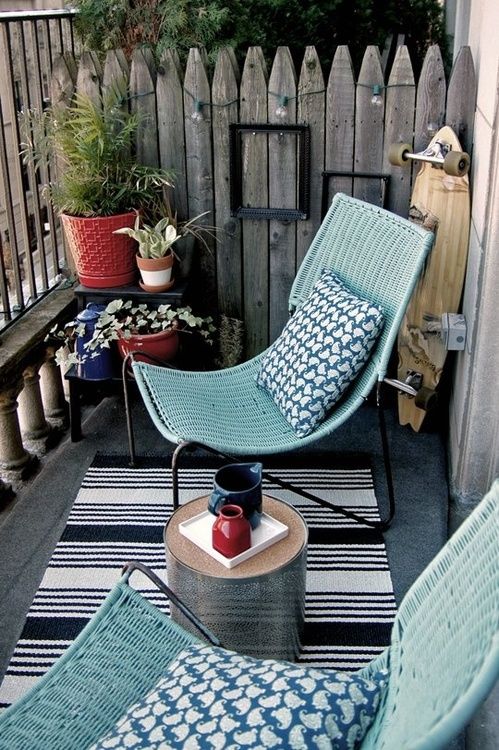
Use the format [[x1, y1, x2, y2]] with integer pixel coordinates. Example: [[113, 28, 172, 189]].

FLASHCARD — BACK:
[[50, 43, 476, 357]]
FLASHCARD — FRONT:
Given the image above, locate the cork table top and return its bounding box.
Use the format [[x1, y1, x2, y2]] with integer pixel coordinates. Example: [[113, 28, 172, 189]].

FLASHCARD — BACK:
[[165, 495, 307, 580]]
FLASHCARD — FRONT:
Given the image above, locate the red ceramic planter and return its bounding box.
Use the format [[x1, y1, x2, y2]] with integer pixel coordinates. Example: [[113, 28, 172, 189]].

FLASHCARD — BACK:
[[212, 504, 251, 558], [116, 326, 179, 363], [60, 211, 138, 288]]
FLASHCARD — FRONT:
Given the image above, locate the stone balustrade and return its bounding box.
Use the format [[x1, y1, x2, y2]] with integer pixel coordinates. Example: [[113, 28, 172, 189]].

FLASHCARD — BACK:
[[0, 287, 76, 505]]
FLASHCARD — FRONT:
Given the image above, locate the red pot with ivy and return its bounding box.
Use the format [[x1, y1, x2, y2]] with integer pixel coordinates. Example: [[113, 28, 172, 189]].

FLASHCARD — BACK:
[[116, 322, 179, 363]]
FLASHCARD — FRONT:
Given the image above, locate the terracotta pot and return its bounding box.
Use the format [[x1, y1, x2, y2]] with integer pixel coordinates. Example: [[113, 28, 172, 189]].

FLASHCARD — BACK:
[[212, 504, 251, 558], [60, 211, 137, 288], [116, 324, 179, 363], [136, 253, 174, 292]]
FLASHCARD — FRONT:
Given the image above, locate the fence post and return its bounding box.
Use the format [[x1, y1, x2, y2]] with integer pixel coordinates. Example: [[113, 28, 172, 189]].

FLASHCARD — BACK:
[[297, 46, 325, 266], [130, 47, 159, 168], [157, 48, 188, 220], [354, 46, 385, 205], [268, 46, 297, 341], [383, 45, 415, 217], [414, 45, 446, 153], [240, 47, 269, 357], [184, 47, 216, 313], [213, 47, 241, 320], [445, 46, 476, 154], [325, 46, 355, 206]]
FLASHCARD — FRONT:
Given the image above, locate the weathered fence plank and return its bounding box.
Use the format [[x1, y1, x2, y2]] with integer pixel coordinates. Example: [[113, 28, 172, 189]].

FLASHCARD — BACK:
[[414, 45, 446, 153], [354, 46, 385, 205], [157, 49, 188, 219], [325, 46, 355, 211], [297, 46, 325, 266], [184, 48, 215, 311], [130, 48, 158, 168], [102, 49, 128, 97], [50, 52, 76, 111], [268, 47, 297, 342], [446, 46, 477, 154], [76, 50, 101, 104], [240, 47, 269, 357], [383, 45, 415, 217], [213, 48, 241, 320]]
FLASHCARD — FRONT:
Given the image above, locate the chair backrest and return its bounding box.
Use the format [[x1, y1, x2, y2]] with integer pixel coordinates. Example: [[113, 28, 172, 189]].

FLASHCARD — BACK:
[[365, 481, 499, 749], [290, 193, 434, 378]]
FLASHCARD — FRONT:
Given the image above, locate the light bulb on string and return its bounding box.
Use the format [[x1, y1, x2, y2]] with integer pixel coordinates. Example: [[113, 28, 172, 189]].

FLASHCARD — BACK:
[[275, 95, 289, 119], [371, 85, 383, 107], [191, 100, 204, 122]]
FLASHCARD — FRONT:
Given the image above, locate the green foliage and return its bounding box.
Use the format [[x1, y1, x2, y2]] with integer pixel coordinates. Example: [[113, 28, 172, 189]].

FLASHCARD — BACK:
[[71, 0, 447, 72], [20, 83, 173, 218], [48, 298, 215, 367], [114, 215, 180, 259]]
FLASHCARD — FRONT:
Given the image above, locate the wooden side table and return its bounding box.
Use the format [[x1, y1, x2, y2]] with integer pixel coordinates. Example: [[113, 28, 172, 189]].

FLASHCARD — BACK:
[[165, 495, 308, 661]]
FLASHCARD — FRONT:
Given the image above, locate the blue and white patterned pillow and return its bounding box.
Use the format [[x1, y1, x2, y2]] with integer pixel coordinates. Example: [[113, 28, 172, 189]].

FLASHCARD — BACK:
[[256, 271, 384, 437], [92, 643, 387, 750]]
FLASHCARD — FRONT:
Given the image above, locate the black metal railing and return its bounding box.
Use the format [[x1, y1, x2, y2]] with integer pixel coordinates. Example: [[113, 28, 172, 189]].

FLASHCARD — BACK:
[[0, 9, 77, 331]]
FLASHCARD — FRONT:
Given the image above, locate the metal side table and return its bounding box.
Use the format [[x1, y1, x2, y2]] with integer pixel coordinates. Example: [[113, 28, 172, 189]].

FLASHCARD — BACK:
[[165, 495, 308, 661]]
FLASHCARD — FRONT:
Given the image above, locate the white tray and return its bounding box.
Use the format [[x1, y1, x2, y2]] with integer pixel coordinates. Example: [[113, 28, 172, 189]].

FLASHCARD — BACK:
[[178, 510, 289, 569]]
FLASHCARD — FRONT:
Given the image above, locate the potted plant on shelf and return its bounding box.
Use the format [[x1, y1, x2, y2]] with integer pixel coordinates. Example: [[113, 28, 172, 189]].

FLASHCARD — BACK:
[[84, 298, 215, 362], [114, 215, 179, 292], [114, 207, 217, 290], [20, 82, 173, 289]]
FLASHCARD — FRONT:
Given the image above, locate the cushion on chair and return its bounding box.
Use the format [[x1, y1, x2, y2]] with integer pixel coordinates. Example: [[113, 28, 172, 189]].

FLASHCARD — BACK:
[[92, 643, 388, 750], [256, 271, 384, 437]]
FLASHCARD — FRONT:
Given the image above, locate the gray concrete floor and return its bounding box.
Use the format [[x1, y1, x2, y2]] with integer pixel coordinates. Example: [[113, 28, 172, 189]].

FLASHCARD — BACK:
[[0, 391, 496, 747]]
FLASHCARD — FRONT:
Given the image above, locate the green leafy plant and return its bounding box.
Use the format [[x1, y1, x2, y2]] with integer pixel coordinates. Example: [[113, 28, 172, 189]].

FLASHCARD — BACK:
[[85, 298, 215, 351], [20, 82, 173, 219], [114, 215, 180, 259], [48, 298, 215, 367], [114, 208, 217, 259]]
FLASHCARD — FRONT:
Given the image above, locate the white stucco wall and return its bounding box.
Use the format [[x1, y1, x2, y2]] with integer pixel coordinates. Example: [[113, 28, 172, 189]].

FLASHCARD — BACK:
[[448, 0, 499, 502]]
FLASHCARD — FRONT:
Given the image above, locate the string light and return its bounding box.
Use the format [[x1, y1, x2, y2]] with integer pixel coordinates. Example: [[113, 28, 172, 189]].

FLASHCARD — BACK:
[[275, 95, 289, 119], [191, 99, 204, 122], [371, 84, 383, 107]]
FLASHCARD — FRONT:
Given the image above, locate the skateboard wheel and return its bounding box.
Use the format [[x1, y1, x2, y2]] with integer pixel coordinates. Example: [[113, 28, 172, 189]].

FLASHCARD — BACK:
[[415, 386, 438, 411], [388, 142, 412, 167], [443, 150, 470, 177]]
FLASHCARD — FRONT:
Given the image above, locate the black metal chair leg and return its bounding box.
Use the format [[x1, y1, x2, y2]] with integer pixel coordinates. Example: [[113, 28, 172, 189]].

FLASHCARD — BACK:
[[122, 354, 136, 467], [376, 381, 396, 531], [171, 441, 195, 510]]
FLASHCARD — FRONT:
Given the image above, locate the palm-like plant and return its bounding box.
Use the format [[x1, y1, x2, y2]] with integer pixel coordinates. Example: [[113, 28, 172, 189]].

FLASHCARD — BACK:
[[20, 81, 173, 219]]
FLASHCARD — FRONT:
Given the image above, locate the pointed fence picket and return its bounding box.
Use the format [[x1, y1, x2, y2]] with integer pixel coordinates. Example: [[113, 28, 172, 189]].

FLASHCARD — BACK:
[[50, 43, 476, 356]]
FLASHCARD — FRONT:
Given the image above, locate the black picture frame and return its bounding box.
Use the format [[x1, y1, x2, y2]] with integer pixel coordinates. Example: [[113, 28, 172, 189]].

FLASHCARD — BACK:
[[229, 123, 311, 220], [320, 171, 391, 219]]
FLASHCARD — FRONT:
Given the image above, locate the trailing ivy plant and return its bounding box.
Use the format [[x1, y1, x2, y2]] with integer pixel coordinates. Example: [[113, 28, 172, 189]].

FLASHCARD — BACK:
[[20, 80, 173, 219]]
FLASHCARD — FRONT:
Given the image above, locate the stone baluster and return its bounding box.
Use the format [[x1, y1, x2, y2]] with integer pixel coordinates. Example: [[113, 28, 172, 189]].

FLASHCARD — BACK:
[[18, 361, 51, 442], [0, 381, 36, 477], [40, 345, 68, 426]]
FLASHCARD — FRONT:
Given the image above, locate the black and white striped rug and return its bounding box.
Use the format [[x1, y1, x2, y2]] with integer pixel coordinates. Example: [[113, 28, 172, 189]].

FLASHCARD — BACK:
[[0, 453, 396, 709]]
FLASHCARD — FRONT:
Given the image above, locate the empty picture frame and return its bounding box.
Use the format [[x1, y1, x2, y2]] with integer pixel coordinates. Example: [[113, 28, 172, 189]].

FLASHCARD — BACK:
[[229, 123, 310, 220]]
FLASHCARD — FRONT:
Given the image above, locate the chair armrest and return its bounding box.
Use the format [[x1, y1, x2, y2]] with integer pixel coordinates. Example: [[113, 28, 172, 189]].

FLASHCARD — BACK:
[[122, 560, 221, 646]]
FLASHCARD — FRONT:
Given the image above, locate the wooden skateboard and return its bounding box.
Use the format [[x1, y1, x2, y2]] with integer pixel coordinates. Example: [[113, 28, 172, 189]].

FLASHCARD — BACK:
[[388, 125, 471, 431]]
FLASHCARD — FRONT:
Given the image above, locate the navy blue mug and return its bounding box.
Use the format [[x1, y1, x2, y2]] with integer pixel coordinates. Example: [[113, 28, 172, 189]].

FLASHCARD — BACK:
[[208, 462, 263, 529]]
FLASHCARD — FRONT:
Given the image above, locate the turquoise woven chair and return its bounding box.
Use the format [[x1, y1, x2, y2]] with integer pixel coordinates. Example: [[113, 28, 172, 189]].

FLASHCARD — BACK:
[[0, 483, 497, 750], [127, 193, 434, 529]]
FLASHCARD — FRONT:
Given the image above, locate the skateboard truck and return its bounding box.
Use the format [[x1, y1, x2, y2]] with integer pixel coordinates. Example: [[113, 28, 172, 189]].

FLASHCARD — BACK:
[[388, 140, 470, 177], [384, 371, 438, 412]]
